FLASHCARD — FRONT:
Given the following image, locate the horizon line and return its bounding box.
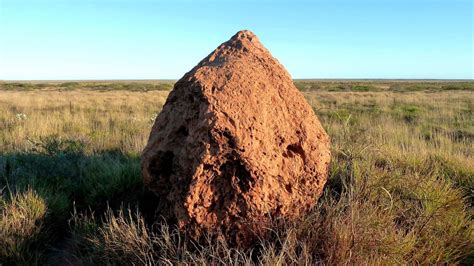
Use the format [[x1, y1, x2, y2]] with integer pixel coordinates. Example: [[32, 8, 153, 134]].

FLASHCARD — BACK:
[[1, 78, 473, 83]]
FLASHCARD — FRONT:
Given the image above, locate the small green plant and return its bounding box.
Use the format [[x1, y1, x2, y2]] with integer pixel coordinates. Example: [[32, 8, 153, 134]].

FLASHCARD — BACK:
[[27, 135, 86, 156], [391, 104, 422, 124]]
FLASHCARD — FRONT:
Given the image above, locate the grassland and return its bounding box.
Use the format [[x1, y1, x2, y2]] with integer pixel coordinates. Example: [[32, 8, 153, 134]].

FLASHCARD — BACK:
[[0, 81, 473, 264]]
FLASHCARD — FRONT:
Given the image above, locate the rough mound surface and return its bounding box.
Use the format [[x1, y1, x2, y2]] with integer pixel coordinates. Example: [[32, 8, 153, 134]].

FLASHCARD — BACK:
[[141, 30, 331, 246]]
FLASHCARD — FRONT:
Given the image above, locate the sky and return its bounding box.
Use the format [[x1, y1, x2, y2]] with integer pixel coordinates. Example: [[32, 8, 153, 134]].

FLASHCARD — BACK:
[[0, 0, 472, 80]]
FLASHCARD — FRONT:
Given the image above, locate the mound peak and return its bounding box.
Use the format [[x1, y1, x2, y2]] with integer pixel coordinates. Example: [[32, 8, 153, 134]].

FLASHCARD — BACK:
[[193, 30, 272, 69], [219, 30, 262, 51]]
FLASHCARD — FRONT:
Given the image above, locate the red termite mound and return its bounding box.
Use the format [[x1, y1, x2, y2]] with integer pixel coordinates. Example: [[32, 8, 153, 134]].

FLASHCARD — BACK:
[[141, 30, 331, 247]]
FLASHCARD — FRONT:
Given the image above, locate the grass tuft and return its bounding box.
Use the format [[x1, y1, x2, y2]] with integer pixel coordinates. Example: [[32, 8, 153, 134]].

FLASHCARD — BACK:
[[0, 189, 47, 264]]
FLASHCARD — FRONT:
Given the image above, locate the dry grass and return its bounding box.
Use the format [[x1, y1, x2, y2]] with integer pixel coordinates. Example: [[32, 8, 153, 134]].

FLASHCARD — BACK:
[[0, 90, 168, 153], [0, 84, 473, 264]]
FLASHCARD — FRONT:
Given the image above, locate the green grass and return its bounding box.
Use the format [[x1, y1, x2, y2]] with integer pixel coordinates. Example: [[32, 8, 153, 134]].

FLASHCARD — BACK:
[[3, 79, 474, 92], [293, 80, 474, 92], [0, 81, 174, 92], [0, 82, 473, 264]]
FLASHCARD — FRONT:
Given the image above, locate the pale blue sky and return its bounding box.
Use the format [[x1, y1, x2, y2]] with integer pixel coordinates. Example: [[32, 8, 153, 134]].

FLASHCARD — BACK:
[[0, 0, 472, 80]]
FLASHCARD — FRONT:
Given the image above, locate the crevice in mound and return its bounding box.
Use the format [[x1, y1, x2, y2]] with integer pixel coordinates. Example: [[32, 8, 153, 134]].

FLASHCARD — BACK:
[[221, 129, 237, 148], [205, 157, 253, 225], [176, 126, 189, 137], [148, 150, 174, 190], [219, 158, 253, 193], [283, 143, 306, 162]]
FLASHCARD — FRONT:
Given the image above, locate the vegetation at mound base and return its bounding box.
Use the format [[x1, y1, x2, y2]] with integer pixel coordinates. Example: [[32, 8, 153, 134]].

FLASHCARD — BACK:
[[0, 82, 473, 264]]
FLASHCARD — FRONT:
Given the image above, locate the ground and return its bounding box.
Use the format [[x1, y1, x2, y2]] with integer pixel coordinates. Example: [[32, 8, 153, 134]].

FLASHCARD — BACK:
[[0, 80, 473, 264]]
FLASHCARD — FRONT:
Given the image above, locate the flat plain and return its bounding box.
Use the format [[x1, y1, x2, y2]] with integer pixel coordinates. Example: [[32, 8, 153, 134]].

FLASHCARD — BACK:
[[0, 80, 473, 264]]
